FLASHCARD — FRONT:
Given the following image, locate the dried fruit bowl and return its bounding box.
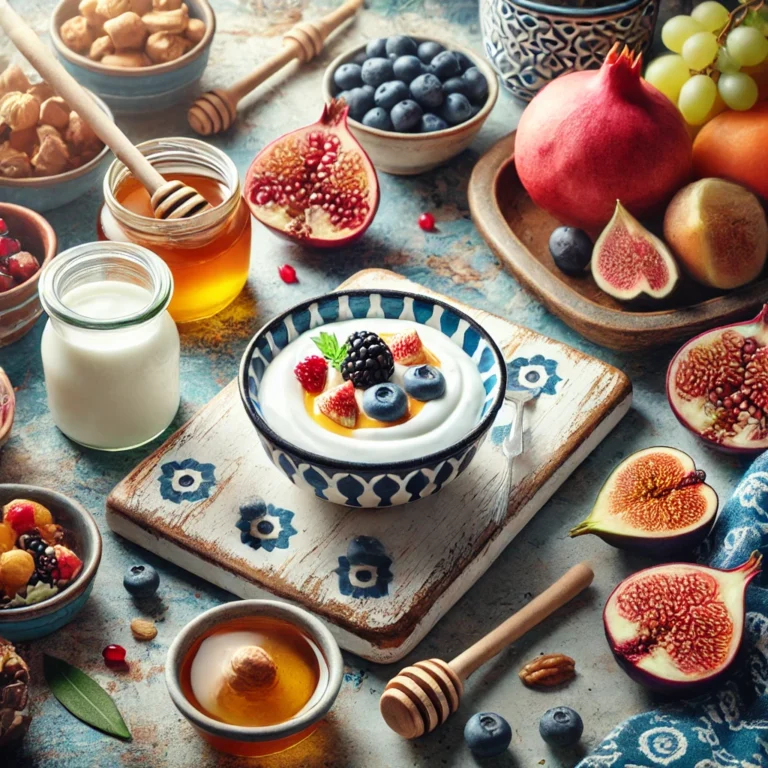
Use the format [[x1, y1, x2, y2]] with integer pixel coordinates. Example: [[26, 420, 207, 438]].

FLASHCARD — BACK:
[[468, 131, 768, 351], [321, 37, 498, 175]]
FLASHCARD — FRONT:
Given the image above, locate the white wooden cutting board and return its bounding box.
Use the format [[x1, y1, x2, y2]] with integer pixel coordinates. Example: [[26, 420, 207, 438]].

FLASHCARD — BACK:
[[106, 269, 631, 663]]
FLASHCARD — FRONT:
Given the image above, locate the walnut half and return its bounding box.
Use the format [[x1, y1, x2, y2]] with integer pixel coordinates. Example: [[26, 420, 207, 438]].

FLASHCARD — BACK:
[[518, 653, 576, 687]]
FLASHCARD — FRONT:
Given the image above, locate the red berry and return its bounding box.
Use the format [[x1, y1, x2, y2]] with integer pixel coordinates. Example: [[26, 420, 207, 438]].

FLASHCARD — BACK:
[[294, 355, 328, 394], [0, 268, 14, 293], [0, 218, 7, 236], [0, 238, 20, 259], [7, 252, 39, 284], [102, 644, 126, 664], [418, 213, 436, 232], [278, 264, 298, 283]]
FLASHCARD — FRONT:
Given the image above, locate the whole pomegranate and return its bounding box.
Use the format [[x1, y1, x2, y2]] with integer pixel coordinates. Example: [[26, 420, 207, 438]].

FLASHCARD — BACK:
[[515, 45, 692, 235]]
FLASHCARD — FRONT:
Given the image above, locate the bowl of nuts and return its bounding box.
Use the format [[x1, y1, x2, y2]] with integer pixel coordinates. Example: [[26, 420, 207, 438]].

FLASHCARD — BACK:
[[0, 66, 112, 212], [0, 203, 57, 347], [51, 0, 215, 114]]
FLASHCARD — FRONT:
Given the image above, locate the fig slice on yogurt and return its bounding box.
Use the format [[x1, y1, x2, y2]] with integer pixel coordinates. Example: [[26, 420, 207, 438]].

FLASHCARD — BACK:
[[569, 447, 718, 557], [604, 553, 762, 695]]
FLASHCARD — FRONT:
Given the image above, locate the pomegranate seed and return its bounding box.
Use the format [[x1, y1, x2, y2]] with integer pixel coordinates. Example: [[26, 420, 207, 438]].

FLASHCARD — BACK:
[[0, 237, 20, 258], [102, 644, 127, 665], [279, 264, 298, 284], [0, 218, 7, 236], [0, 268, 14, 293], [7, 252, 39, 284], [418, 213, 436, 232]]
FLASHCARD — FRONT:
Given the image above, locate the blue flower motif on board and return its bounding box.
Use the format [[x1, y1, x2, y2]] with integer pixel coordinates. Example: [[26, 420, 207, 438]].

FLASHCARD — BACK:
[[236, 498, 297, 552], [159, 458, 217, 504], [506, 354, 561, 398], [336, 536, 393, 599]]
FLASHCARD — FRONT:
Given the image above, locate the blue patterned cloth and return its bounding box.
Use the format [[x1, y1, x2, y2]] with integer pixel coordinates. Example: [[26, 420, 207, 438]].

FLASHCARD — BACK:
[[580, 452, 768, 768]]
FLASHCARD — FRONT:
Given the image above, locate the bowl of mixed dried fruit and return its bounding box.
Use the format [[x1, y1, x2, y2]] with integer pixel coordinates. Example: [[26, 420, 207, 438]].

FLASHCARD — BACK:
[[0, 485, 101, 641]]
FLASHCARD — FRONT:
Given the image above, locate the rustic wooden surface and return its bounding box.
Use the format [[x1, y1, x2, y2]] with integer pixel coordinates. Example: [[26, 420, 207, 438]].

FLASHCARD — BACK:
[[107, 269, 630, 662], [469, 131, 768, 351]]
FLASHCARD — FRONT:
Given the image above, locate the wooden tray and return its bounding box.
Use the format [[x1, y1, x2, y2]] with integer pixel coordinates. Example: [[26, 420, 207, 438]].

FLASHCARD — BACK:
[[106, 269, 631, 663], [468, 132, 768, 352]]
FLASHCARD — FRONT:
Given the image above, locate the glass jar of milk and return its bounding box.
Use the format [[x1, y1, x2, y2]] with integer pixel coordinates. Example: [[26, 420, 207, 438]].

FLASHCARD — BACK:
[[39, 242, 180, 451]]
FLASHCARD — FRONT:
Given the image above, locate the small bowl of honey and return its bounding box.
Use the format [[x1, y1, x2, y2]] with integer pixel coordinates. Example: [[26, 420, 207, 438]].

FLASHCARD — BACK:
[[166, 600, 344, 757]]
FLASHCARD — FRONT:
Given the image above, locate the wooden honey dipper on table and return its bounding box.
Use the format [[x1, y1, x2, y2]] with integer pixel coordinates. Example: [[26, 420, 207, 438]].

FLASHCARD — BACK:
[[0, 0, 209, 220], [380, 562, 594, 739], [188, 0, 364, 136]]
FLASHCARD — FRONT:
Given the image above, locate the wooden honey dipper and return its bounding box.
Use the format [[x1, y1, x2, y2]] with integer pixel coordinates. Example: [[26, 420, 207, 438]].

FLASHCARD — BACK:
[[188, 0, 364, 136], [380, 562, 594, 739], [0, 0, 209, 220]]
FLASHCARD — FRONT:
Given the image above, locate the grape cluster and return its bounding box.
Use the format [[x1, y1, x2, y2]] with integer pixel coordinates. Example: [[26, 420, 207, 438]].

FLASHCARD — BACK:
[[645, 0, 768, 125]]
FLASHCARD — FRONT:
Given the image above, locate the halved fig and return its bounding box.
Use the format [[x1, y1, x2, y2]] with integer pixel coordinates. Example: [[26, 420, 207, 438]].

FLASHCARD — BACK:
[[667, 305, 768, 453], [604, 552, 762, 695], [570, 447, 717, 557], [591, 201, 679, 302]]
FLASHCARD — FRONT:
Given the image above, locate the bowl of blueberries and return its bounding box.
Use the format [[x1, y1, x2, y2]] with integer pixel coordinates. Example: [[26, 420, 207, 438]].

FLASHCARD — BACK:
[[322, 35, 498, 175]]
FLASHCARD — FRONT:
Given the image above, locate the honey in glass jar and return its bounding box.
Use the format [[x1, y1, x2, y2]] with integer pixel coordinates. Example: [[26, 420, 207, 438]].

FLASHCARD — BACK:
[[98, 138, 251, 324]]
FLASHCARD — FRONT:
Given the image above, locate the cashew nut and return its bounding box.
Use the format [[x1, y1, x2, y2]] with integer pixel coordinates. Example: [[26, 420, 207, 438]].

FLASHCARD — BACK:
[[142, 7, 188, 35], [0, 67, 31, 98], [101, 51, 152, 67], [60, 16, 95, 54], [0, 142, 32, 178], [89, 35, 116, 60], [39, 97, 71, 131], [184, 18, 205, 45], [145, 31, 191, 64], [31, 133, 71, 177], [0, 93, 40, 132], [79, 0, 107, 33], [104, 11, 148, 51]]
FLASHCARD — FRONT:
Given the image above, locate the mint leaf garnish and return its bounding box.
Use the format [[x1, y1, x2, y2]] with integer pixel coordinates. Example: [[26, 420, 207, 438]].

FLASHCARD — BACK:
[[312, 332, 348, 371]]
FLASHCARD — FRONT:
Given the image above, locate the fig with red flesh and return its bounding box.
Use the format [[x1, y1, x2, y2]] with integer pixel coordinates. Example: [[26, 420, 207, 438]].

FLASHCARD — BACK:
[[604, 552, 761, 695], [244, 100, 379, 248], [591, 201, 679, 302], [667, 305, 768, 453], [570, 447, 718, 557]]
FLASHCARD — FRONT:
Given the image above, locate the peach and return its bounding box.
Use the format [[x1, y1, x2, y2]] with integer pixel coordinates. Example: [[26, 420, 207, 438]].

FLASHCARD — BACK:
[[663, 178, 767, 290]]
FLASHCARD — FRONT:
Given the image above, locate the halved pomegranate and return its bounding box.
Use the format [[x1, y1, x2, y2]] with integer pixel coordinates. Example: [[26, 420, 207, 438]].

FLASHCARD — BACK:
[[604, 553, 761, 695], [667, 305, 768, 453], [244, 100, 379, 248], [570, 447, 717, 557]]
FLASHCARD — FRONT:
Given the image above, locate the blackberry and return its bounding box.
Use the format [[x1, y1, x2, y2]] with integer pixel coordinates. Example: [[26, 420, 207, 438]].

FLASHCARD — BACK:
[[31, 553, 58, 586], [341, 331, 394, 389]]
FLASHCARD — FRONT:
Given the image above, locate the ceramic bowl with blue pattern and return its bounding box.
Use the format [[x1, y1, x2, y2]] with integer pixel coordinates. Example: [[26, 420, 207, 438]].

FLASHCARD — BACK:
[[239, 290, 506, 508], [0, 485, 101, 642], [50, 0, 215, 114]]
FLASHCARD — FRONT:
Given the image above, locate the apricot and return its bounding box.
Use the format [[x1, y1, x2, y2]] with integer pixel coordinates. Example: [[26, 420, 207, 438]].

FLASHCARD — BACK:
[[0, 549, 34, 596], [0, 523, 15, 554], [692, 102, 768, 200], [663, 178, 768, 290]]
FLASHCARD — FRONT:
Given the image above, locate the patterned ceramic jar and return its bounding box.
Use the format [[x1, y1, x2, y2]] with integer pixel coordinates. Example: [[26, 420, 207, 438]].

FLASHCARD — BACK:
[[480, 0, 659, 101]]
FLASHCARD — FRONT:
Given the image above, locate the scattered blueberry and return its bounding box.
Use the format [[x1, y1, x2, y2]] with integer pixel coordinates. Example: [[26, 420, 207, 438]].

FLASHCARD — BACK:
[[385, 35, 417, 58], [334, 62, 363, 91], [539, 707, 583, 747], [430, 50, 461, 80], [409, 73, 443, 109], [464, 713, 512, 758], [404, 364, 445, 401], [390, 99, 422, 132], [362, 107, 394, 130], [440, 92, 472, 125], [366, 38, 387, 58], [549, 227, 592, 276], [417, 40, 444, 64], [392, 55, 424, 84], [123, 564, 160, 598], [361, 57, 395, 88], [374, 80, 410, 110], [363, 382, 408, 422], [454, 51, 473, 73], [420, 113, 448, 132], [345, 86, 375, 120], [442, 76, 469, 97], [462, 67, 489, 104]]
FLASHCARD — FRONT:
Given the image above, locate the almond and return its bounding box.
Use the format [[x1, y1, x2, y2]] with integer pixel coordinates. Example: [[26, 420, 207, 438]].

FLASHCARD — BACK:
[[130, 618, 157, 641]]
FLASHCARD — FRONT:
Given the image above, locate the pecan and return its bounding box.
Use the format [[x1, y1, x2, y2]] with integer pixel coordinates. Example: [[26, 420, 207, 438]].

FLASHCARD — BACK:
[[130, 618, 157, 641], [518, 653, 576, 687]]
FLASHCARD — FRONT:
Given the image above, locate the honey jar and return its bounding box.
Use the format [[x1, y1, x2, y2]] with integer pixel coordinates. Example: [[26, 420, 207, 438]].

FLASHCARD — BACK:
[[98, 138, 251, 324]]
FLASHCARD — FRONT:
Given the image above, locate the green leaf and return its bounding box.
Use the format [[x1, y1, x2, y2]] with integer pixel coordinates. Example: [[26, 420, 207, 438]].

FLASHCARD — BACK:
[[43, 654, 131, 740], [311, 331, 349, 371]]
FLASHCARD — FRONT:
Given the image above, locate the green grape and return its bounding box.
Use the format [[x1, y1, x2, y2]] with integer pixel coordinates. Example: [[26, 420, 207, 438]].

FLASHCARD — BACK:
[[682, 31, 720, 70], [678, 74, 717, 124], [726, 26, 768, 67], [717, 71, 759, 109], [716, 47, 741, 73], [645, 55, 691, 102], [691, 1, 730, 32], [662, 15, 706, 53]]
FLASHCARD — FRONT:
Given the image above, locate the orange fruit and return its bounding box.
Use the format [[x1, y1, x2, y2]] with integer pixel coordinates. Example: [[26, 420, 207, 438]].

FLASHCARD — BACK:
[[0, 523, 15, 555], [0, 549, 35, 596], [692, 102, 768, 200]]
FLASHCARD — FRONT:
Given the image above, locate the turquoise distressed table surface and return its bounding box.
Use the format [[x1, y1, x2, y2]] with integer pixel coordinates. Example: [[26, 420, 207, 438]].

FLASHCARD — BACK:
[[0, 1, 748, 767]]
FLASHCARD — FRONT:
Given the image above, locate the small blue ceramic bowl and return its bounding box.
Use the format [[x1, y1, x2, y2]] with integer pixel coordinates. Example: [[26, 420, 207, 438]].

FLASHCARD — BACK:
[[50, 0, 215, 114], [0, 91, 113, 213], [0, 485, 101, 641], [239, 290, 506, 508]]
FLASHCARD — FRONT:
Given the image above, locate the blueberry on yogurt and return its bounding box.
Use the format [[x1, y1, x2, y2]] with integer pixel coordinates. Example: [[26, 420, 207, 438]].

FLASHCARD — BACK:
[[363, 383, 408, 422], [404, 365, 445, 401]]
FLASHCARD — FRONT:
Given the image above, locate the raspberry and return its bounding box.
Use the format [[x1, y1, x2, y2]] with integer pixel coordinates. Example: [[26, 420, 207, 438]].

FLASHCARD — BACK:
[[418, 212, 436, 231], [294, 355, 328, 394], [278, 264, 298, 283]]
